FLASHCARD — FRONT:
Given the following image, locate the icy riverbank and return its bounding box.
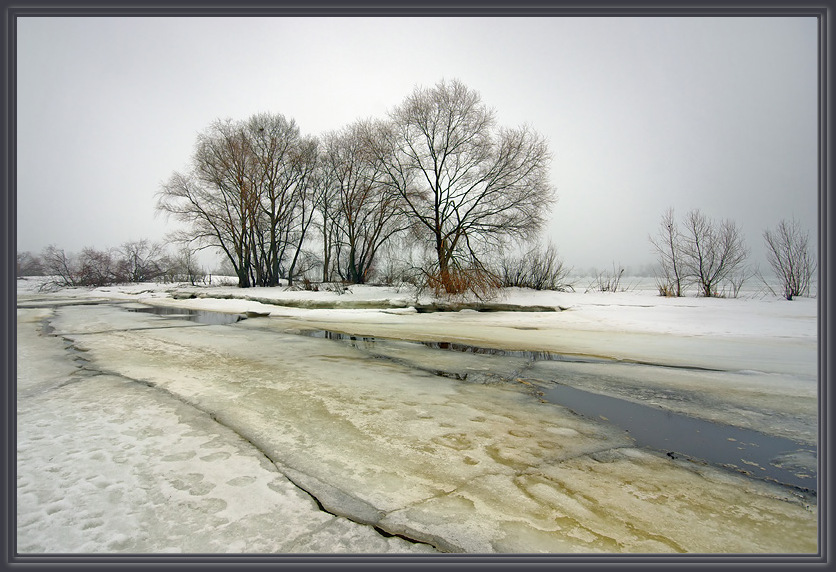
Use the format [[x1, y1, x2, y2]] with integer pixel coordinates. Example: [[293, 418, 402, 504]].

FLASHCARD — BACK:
[[15, 278, 819, 553]]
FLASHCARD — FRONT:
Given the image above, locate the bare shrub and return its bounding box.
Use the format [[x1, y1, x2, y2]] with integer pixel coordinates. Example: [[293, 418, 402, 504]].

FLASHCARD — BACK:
[[655, 279, 677, 297], [117, 239, 166, 283], [718, 265, 756, 299], [39, 241, 182, 289], [300, 277, 320, 292], [324, 282, 352, 295], [77, 248, 121, 287], [39, 246, 79, 289], [497, 241, 573, 291], [588, 263, 625, 293], [424, 267, 502, 300]]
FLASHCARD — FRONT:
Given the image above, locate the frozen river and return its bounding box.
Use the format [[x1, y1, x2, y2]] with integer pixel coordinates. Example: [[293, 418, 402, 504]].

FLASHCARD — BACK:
[[16, 283, 819, 554]]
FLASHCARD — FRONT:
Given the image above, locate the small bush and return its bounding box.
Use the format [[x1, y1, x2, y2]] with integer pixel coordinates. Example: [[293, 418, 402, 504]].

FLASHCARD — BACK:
[[656, 281, 677, 297], [497, 241, 574, 292], [588, 263, 625, 293], [324, 282, 351, 295]]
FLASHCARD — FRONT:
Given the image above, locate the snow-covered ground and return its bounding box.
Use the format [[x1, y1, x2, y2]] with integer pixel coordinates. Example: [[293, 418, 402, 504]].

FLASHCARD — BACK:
[[16, 277, 819, 554]]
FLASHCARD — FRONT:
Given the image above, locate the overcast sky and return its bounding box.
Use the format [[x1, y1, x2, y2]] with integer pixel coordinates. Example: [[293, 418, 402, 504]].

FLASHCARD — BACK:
[[16, 16, 818, 274]]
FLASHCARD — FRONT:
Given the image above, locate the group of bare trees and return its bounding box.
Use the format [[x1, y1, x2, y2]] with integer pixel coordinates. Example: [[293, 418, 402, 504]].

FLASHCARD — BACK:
[[157, 114, 318, 289], [317, 120, 410, 285], [650, 208, 815, 299], [157, 79, 556, 294], [18, 240, 205, 289], [650, 208, 748, 298]]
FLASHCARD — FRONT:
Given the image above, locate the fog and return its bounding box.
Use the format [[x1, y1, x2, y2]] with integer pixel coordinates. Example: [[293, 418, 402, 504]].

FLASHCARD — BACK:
[[16, 16, 818, 271]]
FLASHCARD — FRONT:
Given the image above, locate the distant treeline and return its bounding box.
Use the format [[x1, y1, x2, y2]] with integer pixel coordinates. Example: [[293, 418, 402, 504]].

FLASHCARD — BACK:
[[17, 240, 206, 290], [19, 208, 815, 301]]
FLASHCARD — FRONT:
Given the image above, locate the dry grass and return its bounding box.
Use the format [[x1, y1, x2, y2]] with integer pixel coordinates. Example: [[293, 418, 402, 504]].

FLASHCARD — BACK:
[[425, 267, 502, 299]]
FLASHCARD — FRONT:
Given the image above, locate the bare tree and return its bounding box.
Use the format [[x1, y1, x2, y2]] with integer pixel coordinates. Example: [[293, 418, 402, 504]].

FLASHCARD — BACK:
[[271, 136, 319, 287], [40, 245, 78, 288], [156, 114, 319, 288], [246, 113, 318, 287], [193, 118, 257, 287], [378, 79, 555, 295], [371, 235, 423, 287], [320, 120, 410, 284], [312, 159, 341, 282], [77, 247, 120, 287], [649, 207, 685, 297], [680, 209, 748, 297], [763, 218, 816, 300], [721, 265, 756, 299], [157, 170, 252, 287], [117, 239, 165, 283], [159, 246, 205, 285]]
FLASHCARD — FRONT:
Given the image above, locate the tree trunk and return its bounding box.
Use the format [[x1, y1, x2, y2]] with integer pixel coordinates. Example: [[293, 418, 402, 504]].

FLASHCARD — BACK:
[[436, 237, 458, 294], [237, 267, 250, 288], [322, 234, 330, 282]]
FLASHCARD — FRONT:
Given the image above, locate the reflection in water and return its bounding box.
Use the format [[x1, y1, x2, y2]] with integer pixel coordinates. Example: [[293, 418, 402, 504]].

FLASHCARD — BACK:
[[304, 331, 603, 363], [126, 305, 244, 325]]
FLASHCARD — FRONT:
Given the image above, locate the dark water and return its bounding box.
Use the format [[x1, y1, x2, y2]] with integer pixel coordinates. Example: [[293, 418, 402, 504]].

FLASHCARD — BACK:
[[419, 340, 604, 363], [539, 383, 816, 492], [302, 331, 604, 364], [302, 332, 724, 371], [299, 329, 817, 493], [125, 305, 244, 325]]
